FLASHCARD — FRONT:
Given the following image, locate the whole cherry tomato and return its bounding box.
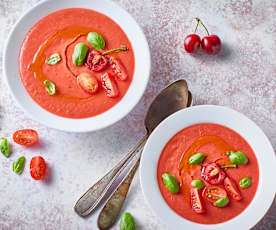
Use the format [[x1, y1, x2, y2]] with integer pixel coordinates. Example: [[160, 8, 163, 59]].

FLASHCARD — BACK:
[[203, 185, 227, 204], [184, 34, 201, 53], [101, 73, 119, 98], [85, 50, 108, 72], [13, 129, 38, 146], [77, 72, 99, 95], [224, 177, 242, 201], [202, 163, 226, 185], [109, 56, 128, 81], [30, 156, 47, 180], [201, 35, 221, 54], [190, 188, 205, 214]]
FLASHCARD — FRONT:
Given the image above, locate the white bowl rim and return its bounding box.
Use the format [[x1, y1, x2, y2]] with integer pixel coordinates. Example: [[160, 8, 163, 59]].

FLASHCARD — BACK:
[[140, 105, 276, 230], [3, 0, 151, 132]]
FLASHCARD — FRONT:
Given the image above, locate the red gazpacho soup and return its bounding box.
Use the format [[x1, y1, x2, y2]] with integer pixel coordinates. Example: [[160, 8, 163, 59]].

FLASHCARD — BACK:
[[157, 123, 259, 224], [19, 8, 135, 118]]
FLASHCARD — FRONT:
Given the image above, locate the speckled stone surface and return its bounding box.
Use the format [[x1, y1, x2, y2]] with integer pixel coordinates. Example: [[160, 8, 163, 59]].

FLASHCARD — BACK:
[[0, 0, 275, 229]]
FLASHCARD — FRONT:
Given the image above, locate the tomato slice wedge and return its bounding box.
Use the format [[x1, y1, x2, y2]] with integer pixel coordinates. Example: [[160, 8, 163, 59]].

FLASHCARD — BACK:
[[202, 163, 226, 185], [30, 156, 47, 180], [77, 72, 99, 95], [101, 73, 119, 98], [109, 56, 128, 81], [224, 177, 242, 201], [203, 186, 227, 204], [85, 50, 108, 72], [190, 188, 205, 214], [13, 129, 38, 146]]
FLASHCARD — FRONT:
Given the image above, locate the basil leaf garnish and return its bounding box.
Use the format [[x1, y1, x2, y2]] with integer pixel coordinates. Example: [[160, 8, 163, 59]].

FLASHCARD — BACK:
[[13, 156, 25, 174], [45, 53, 61, 65], [43, 80, 56, 95], [87, 32, 105, 50], [1, 138, 11, 158]]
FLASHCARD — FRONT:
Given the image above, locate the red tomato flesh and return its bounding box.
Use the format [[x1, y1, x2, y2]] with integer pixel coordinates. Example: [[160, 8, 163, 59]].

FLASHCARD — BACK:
[[77, 72, 99, 95], [190, 188, 205, 214], [109, 56, 128, 81], [202, 163, 226, 185], [30, 156, 47, 180], [13, 129, 38, 146], [101, 73, 119, 98], [203, 186, 227, 204], [85, 50, 108, 72], [224, 177, 242, 201]]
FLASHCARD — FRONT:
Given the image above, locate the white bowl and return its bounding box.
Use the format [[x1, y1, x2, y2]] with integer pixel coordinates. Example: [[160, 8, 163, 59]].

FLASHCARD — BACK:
[[140, 105, 276, 230], [3, 0, 150, 132]]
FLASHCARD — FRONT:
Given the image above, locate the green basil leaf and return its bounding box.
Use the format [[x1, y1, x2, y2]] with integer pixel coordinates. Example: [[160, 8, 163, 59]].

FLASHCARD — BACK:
[[189, 153, 205, 164], [1, 138, 11, 158], [87, 32, 105, 50], [162, 173, 179, 193], [120, 212, 135, 230], [227, 151, 248, 165], [72, 43, 88, 66], [214, 197, 229, 207], [191, 179, 204, 189], [239, 177, 252, 189], [43, 80, 56, 95], [45, 53, 61, 65], [13, 156, 25, 174]]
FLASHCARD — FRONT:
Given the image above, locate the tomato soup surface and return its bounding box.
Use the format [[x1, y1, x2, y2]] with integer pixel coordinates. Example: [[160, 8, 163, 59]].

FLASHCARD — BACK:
[[157, 123, 259, 224], [19, 8, 135, 118]]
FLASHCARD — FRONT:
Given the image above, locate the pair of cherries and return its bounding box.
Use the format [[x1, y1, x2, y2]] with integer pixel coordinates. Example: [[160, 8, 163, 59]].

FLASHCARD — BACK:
[[184, 18, 221, 54]]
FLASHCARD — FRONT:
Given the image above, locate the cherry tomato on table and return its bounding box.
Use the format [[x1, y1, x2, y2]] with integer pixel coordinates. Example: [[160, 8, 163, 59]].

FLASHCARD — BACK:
[[101, 73, 119, 98], [85, 50, 108, 72], [13, 129, 38, 146], [109, 56, 128, 81], [77, 72, 99, 95], [184, 34, 201, 53], [224, 177, 242, 201], [190, 188, 205, 214], [30, 156, 47, 180], [202, 162, 226, 185], [203, 185, 227, 204]]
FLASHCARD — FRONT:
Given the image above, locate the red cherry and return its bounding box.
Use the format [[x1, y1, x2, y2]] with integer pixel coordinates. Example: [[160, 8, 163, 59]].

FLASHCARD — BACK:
[[202, 35, 221, 54], [184, 34, 201, 53]]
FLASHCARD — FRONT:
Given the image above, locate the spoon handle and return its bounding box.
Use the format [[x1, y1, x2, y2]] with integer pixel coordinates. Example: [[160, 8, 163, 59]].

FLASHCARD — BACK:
[[97, 155, 141, 230], [74, 135, 148, 217]]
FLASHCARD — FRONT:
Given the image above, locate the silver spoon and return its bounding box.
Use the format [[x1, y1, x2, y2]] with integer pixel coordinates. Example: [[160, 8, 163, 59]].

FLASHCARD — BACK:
[[97, 88, 192, 230], [74, 79, 190, 217]]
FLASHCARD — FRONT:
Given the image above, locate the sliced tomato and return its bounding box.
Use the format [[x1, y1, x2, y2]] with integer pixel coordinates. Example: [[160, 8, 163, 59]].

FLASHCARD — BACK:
[[203, 186, 227, 204], [30, 156, 47, 180], [13, 129, 38, 146], [109, 56, 128, 81], [202, 163, 226, 185], [101, 73, 119, 98], [85, 50, 108, 72], [77, 72, 99, 95], [224, 177, 242, 201], [190, 188, 205, 214]]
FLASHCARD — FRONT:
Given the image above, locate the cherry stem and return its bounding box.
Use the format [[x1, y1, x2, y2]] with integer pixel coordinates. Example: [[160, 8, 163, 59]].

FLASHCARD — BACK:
[[196, 18, 210, 36], [221, 164, 237, 169], [194, 19, 200, 33], [102, 45, 128, 55]]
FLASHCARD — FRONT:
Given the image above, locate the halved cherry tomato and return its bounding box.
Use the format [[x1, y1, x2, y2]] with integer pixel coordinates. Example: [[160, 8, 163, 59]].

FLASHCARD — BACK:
[[85, 50, 108, 72], [101, 73, 119, 98], [190, 188, 205, 214], [203, 185, 227, 204], [109, 56, 128, 81], [77, 72, 99, 95], [224, 177, 242, 201], [202, 163, 226, 185], [30, 156, 47, 180], [13, 129, 38, 146]]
